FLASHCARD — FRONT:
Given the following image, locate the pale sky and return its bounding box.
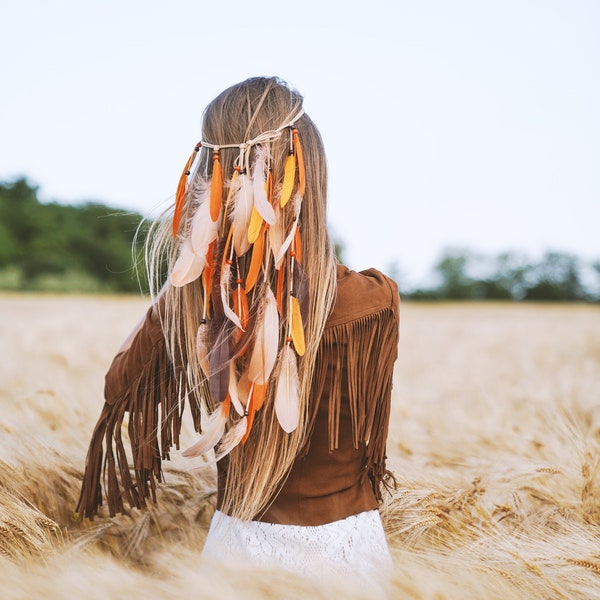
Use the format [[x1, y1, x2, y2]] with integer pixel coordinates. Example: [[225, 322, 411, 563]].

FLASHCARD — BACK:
[[1, 0, 598, 287]]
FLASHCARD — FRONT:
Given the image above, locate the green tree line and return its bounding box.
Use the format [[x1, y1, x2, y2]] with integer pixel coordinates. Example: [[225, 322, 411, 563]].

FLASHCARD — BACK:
[[0, 178, 146, 292], [1, 178, 598, 300], [401, 248, 600, 302]]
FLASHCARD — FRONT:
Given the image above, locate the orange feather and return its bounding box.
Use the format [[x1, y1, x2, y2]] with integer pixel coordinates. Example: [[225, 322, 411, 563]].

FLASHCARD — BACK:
[[290, 295, 306, 356], [248, 206, 263, 244], [233, 284, 249, 331], [201, 242, 214, 318], [245, 223, 265, 292], [293, 227, 302, 263], [173, 149, 198, 237], [276, 260, 286, 315], [252, 382, 268, 411], [209, 150, 223, 222], [280, 153, 296, 207]]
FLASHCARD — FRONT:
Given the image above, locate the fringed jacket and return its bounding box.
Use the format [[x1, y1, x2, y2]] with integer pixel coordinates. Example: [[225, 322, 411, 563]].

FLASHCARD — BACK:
[[77, 264, 400, 525]]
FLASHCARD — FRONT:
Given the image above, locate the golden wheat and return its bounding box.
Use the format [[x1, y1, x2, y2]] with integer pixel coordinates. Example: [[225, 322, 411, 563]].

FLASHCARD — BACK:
[[1, 295, 599, 598]]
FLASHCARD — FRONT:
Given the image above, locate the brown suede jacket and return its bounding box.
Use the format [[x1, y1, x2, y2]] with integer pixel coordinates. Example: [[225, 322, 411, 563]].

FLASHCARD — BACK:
[[77, 264, 400, 524]]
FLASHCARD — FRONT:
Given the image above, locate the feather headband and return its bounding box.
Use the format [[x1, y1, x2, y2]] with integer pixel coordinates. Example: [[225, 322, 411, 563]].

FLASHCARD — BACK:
[[172, 109, 308, 460]]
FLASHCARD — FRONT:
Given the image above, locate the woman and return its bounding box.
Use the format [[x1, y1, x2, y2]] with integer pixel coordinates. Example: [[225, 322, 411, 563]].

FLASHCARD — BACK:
[[78, 76, 399, 582]]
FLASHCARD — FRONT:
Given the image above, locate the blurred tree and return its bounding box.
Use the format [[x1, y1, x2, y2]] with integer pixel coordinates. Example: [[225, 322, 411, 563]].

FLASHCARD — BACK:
[[434, 249, 473, 299], [0, 178, 145, 292], [523, 252, 586, 301]]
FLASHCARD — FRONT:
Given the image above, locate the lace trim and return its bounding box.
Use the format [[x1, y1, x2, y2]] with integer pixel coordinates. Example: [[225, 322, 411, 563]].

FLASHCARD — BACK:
[[202, 509, 391, 580]]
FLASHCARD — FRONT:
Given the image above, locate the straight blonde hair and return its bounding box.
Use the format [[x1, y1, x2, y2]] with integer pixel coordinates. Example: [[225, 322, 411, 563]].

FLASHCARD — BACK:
[[144, 77, 337, 520]]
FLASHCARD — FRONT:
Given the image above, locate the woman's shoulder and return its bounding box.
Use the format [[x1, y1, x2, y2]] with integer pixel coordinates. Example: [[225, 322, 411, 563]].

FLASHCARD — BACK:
[[325, 263, 399, 328]]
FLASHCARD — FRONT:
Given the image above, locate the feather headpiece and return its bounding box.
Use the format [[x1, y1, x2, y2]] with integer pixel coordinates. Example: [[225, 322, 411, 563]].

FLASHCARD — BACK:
[[171, 109, 309, 459]]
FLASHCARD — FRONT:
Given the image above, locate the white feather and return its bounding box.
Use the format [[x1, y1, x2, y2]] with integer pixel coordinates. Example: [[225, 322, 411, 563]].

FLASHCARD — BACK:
[[275, 216, 299, 269], [214, 417, 248, 461], [275, 345, 300, 433], [190, 195, 219, 258], [170, 237, 205, 287], [220, 260, 243, 330], [247, 286, 279, 384], [231, 173, 254, 256], [268, 204, 284, 266], [182, 403, 228, 457], [228, 363, 244, 416], [251, 146, 275, 225]]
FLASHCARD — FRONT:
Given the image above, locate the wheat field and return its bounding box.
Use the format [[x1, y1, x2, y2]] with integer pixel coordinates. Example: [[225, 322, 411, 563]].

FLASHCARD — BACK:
[[1, 294, 599, 599]]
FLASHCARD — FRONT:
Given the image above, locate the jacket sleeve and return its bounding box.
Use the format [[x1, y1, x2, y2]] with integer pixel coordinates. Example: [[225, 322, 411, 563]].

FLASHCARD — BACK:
[[76, 303, 201, 519]]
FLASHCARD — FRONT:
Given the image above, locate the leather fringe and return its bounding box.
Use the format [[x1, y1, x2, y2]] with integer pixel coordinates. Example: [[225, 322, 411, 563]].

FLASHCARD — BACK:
[[76, 311, 202, 519], [302, 306, 399, 502]]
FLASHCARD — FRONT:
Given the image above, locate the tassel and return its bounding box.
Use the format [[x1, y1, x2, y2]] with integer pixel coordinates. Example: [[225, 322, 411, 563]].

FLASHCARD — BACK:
[[214, 417, 248, 460], [292, 127, 305, 198], [275, 345, 300, 433], [280, 152, 296, 207], [290, 295, 306, 356], [231, 173, 254, 256], [182, 397, 230, 457], [171, 238, 205, 287], [247, 286, 279, 384], [210, 150, 223, 222], [245, 223, 265, 292], [252, 145, 275, 224], [173, 143, 200, 237]]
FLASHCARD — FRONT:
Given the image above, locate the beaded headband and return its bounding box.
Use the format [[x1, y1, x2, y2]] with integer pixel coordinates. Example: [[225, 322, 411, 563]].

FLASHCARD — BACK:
[[171, 109, 308, 460]]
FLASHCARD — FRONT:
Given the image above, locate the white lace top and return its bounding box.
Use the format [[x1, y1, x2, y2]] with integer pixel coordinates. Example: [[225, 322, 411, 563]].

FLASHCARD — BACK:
[[201, 509, 391, 585]]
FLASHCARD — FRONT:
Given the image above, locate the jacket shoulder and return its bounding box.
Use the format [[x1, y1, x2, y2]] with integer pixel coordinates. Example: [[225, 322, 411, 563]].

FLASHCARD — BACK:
[[326, 264, 399, 328]]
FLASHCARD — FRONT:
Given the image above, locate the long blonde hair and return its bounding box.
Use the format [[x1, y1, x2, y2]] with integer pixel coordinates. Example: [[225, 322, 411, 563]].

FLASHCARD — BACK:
[[144, 77, 337, 520]]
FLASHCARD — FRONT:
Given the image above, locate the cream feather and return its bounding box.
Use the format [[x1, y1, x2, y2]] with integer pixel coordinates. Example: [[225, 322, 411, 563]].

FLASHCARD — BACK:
[[190, 193, 219, 259], [170, 237, 205, 287], [247, 286, 279, 384], [252, 146, 275, 225], [220, 259, 243, 330], [268, 204, 284, 267], [228, 362, 244, 416], [275, 216, 299, 269], [214, 417, 247, 461], [275, 344, 300, 433], [182, 403, 228, 457], [231, 173, 254, 256]]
